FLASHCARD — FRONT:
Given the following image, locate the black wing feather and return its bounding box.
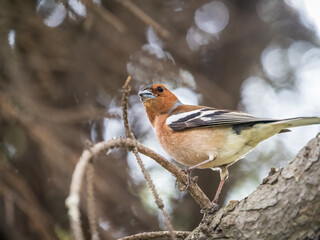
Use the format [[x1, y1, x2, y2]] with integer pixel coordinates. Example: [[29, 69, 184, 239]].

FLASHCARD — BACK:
[[168, 108, 279, 132]]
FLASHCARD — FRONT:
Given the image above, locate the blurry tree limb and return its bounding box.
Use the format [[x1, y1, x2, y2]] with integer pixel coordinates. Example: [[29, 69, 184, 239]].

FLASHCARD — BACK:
[[0, 163, 57, 240], [122, 76, 176, 240], [0, 93, 79, 168], [186, 133, 320, 240], [117, 0, 170, 39], [81, 0, 127, 32], [25, 103, 121, 123], [1, 92, 120, 123]]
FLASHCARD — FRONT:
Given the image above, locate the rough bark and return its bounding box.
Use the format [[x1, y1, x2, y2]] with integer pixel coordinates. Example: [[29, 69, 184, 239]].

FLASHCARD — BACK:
[[186, 133, 320, 240]]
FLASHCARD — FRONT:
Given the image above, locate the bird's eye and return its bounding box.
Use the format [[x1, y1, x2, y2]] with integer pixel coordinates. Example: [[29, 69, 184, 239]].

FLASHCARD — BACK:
[[157, 86, 164, 92]]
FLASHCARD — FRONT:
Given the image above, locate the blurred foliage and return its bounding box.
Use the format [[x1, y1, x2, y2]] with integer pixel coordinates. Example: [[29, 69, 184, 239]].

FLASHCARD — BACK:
[[54, 226, 71, 240], [0, 0, 318, 239]]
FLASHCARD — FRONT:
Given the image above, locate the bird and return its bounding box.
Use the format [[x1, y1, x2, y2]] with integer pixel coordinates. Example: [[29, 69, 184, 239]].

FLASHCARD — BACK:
[[138, 83, 320, 204]]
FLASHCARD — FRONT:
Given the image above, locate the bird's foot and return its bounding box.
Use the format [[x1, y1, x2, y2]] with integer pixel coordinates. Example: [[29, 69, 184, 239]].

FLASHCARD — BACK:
[[212, 197, 219, 205], [200, 202, 220, 222], [180, 167, 197, 191]]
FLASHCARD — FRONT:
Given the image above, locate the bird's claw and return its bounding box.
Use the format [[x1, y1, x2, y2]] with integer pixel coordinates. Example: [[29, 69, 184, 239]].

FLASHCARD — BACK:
[[183, 169, 191, 190], [200, 202, 220, 222], [180, 168, 194, 191]]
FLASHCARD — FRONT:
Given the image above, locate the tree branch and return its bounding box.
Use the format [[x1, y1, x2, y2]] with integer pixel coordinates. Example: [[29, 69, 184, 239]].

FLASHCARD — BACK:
[[66, 138, 212, 240], [121, 76, 176, 240], [118, 231, 191, 240], [186, 133, 320, 240]]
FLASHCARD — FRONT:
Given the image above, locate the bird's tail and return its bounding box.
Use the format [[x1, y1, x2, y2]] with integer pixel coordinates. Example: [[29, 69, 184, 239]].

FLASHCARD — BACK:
[[272, 117, 320, 129], [238, 117, 320, 146]]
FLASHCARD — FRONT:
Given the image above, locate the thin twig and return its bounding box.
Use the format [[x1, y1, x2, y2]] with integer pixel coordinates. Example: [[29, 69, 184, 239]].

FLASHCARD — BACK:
[[121, 75, 133, 138], [86, 161, 100, 240], [118, 231, 192, 240], [121, 76, 176, 240], [66, 151, 90, 240], [66, 138, 213, 240]]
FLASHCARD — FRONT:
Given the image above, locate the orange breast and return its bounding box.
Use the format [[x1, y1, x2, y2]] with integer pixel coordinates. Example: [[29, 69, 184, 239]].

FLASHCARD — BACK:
[[154, 114, 230, 168]]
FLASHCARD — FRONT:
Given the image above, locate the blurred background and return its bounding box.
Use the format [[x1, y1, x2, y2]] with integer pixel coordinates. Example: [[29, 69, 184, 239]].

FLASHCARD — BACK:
[[1, 0, 320, 239]]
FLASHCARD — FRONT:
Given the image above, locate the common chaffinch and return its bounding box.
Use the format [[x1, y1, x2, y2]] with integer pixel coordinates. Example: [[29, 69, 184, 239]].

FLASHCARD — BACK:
[[139, 84, 320, 204]]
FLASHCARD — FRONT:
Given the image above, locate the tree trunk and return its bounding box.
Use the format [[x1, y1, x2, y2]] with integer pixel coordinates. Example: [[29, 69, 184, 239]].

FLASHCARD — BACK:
[[186, 133, 320, 240]]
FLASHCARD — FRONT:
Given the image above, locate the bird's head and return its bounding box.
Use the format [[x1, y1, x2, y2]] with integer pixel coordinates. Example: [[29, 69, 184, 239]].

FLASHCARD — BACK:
[[139, 84, 181, 125]]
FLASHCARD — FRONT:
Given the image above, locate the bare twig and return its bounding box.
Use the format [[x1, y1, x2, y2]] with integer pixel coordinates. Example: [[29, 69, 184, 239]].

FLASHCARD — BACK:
[[5, 93, 120, 123], [118, 231, 192, 240], [121, 76, 133, 138], [121, 76, 176, 240], [86, 161, 100, 240], [66, 138, 212, 240]]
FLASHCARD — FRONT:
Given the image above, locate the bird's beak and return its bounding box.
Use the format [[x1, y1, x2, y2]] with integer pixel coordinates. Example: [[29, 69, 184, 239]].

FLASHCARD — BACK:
[[139, 89, 155, 101]]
